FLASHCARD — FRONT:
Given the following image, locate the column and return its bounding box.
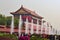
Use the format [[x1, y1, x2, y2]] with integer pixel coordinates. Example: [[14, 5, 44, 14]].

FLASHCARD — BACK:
[[46, 27, 49, 35], [41, 20, 43, 34], [49, 26, 51, 35], [44, 22, 47, 34], [10, 15, 14, 34], [18, 15, 22, 36], [31, 19, 34, 34], [25, 17, 28, 34], [36, 19, 39, 34]]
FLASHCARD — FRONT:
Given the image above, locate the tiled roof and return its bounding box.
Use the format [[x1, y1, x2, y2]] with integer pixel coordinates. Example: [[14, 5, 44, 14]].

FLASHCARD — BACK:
[[11, 5, 43, 19]]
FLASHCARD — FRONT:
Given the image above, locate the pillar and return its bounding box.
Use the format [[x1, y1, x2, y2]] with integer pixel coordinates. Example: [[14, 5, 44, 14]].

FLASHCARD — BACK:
[[36, 19, 39, 34], [25, 17, 28, 34], [18, 15, 22, 36], [31, 19, 34, 34], [41, 20, 43, 34], [10, 15, 14, 34]]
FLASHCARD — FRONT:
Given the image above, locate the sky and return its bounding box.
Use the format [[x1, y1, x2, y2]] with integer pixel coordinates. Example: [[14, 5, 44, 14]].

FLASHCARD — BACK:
[[0, 0, 60, 30]]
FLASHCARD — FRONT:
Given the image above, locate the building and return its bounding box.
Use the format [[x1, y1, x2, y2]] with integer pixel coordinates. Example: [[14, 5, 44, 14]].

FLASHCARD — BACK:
[[10, 5, 43, 36], [0, 5, 52, 37]]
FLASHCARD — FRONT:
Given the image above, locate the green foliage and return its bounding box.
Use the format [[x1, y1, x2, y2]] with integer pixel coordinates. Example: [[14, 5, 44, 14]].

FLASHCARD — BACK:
[[6, 16, 12, 26], [43, 38, 49, 40], [0, 14, 19, 28], [0, 14, 6, 25], [30, 34, 48, 40], [0, 14, 2, 18], [14, 18, 19, 27], [0, 33, 18, 40]]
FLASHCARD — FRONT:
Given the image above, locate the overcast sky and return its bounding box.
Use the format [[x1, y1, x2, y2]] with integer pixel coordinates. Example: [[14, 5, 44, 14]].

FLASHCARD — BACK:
[[0, 0, 60, 30]]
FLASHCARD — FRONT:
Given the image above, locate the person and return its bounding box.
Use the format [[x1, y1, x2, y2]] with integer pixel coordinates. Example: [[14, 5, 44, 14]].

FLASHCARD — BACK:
[[18, 34, 25, 40]]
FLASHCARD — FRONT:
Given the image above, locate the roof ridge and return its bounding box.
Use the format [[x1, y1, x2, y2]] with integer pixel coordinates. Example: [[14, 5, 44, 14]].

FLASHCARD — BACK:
[[11, 5, 43, 19]]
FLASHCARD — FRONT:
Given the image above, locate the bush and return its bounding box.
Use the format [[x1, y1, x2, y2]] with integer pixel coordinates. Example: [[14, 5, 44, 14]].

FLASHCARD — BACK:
[[0, 33, 18, 40], [30, 34, 48, 40], [30, 34, 42, 40]]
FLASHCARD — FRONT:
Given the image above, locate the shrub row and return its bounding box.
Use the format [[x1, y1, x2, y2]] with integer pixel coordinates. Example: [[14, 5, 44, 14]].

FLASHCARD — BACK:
[[0, 33, 18, 40], [30, 34, 48, 40]]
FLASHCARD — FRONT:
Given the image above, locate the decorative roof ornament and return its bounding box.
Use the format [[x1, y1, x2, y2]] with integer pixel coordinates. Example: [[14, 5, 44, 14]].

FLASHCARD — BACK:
[[21, 5, 23, 8]]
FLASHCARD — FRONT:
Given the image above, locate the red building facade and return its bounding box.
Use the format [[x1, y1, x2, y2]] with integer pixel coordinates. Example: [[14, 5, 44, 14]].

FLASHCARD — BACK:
[[0, 5, 46, 36]]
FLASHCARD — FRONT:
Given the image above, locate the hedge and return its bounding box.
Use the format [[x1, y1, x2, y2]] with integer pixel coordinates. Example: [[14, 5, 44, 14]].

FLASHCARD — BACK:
[[0, 33, 18, 40]]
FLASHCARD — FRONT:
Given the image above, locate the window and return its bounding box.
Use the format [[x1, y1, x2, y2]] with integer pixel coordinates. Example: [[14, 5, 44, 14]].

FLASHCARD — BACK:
[[22, 15, 32, 22], [28, 16, 31, 22], [33, 19, 37, 24], [39, 20, 41, 25], [22, 15, 26, 21]]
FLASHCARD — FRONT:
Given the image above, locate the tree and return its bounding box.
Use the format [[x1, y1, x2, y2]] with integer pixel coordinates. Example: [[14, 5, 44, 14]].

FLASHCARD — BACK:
[[0, 14, 19, 28], [14, 18, 19, 28], [0, 14, 6, 25], [6, 16, 12, 27]]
